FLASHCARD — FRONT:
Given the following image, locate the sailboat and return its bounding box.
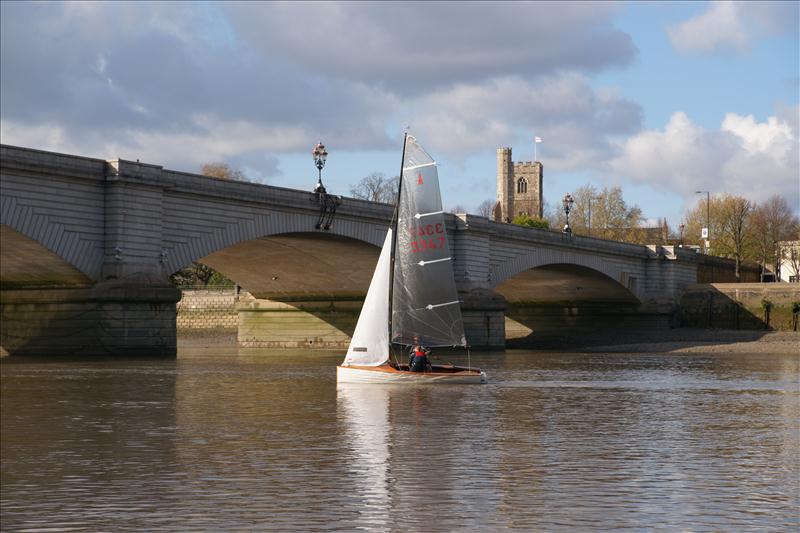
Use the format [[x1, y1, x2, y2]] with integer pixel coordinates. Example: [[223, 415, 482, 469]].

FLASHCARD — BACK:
[[337, 135, 487, 384]]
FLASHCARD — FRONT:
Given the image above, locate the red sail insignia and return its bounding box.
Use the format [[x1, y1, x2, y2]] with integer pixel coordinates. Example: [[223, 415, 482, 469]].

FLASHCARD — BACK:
[[417, 172, 424, 185]]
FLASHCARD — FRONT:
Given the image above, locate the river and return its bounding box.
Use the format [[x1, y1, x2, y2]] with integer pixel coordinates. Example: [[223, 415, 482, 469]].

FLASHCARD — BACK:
[[2, 350, 798, 532]]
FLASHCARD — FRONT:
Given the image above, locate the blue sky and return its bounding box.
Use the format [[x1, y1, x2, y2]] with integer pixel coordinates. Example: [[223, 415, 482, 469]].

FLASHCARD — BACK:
[[1, 1, 797, 227]]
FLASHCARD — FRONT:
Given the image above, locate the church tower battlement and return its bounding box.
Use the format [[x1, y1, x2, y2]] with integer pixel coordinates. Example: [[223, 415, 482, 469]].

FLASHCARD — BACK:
[[493, 147, 543, 223]]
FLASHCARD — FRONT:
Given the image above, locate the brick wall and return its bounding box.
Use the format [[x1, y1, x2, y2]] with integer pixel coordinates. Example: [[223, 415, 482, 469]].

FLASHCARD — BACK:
[[176, 288, 238, 332]]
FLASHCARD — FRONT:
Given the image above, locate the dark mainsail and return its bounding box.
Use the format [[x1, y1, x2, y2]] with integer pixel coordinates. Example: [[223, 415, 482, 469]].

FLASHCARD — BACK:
[[391, 136, 467, 348]]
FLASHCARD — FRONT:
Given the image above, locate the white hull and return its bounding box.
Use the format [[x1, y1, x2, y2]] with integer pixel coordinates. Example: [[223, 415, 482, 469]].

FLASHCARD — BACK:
[[337, 364, 487, 384]]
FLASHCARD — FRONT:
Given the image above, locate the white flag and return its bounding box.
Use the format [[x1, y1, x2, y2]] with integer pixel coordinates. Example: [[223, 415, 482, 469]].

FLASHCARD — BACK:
[[534, 136, 543, 143]]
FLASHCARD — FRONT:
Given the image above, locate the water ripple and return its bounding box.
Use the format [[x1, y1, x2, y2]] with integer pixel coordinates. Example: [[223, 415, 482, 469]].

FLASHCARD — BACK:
[[2, 351, 798, 531]]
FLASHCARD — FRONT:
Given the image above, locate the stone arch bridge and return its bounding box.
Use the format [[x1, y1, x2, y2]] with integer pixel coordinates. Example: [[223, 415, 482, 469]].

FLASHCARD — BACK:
[[1, 145, 706, 356]]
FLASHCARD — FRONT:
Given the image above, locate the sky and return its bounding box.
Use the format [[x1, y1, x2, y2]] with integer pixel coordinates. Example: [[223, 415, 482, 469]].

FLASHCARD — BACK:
[[1, 1, 798, 227]]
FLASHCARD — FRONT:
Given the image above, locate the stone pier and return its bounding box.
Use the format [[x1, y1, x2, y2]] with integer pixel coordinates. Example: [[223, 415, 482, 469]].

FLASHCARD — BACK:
[[235, 290, 509, 350], [237, 296, 362, 349], [1, 278, 180, 357]]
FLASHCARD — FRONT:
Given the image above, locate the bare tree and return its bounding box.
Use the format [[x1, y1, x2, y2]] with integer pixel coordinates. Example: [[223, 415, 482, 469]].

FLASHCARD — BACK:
[[557, 185, 644, 242], [682, 195, 724, 250], [751, 195, 799, 277], [349, 172, 399, 204], [568, 185, 597, 235], [201, 162, 249, 181], [449, 204, 467, 214], [716, 195, 754, 281], [543, 199, 561, 230], [476, 199, 496, 218]]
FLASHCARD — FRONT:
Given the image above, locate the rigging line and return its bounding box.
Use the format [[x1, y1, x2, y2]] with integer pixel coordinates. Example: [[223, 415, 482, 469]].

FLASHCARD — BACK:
[[419, 304, 467, 347], [393, 309, 461, 344], [413, 211, 443, 219], [417, 257, 451, 266], [403, 162, 437, 172]]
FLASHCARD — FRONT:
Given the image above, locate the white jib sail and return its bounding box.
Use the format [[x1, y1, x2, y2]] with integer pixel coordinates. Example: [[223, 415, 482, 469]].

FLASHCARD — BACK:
[[342, 229, 392, 366]]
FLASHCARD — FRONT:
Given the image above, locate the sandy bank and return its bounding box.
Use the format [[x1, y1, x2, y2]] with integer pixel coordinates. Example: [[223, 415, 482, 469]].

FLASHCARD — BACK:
[[578, 330, 798, 354]]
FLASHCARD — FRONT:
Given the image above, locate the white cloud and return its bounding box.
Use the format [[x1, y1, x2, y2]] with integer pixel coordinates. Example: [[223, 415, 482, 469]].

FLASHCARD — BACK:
[[609, 109, 799, 210], [401, 73, 642, 170], [224, 2, 637, 93], [667, 1, 799, 55], [0, 116, 299, 180], [0, 1, 641, 179]]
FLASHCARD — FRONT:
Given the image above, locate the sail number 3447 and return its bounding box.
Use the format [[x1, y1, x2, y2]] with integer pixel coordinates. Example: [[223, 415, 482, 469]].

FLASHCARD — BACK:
[[407, 224, 446, 253]]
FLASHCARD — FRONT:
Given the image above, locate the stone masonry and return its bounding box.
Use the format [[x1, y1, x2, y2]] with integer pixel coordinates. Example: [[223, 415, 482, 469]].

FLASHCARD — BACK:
[[493, 147, 543, 222], [1, 143, 752, 355]]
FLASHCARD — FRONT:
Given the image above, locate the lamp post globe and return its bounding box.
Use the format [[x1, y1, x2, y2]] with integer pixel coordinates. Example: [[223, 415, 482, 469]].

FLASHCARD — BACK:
[[562, 193, 575, 234], [312, 142, 328, 194]]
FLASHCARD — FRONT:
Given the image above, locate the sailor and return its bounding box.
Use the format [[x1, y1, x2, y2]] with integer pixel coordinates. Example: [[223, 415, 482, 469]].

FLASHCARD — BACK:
[[409, 340, 431, 372]]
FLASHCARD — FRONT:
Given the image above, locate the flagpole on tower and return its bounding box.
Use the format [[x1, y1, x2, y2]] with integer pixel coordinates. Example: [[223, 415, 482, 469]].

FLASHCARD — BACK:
[[534, 136, 543, 162]]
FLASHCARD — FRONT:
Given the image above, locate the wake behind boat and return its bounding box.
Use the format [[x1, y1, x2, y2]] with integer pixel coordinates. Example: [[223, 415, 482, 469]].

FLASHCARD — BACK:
[[337, 134, 487, 385]]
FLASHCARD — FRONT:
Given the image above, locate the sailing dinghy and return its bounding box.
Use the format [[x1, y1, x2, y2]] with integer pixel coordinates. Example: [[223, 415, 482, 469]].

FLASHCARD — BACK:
[[337, 135, 487, 384]]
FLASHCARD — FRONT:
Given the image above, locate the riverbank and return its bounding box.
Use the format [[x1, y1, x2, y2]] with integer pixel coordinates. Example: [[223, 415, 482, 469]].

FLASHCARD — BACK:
[[175, 328, 799, 355], [577, 329, 798, 354]]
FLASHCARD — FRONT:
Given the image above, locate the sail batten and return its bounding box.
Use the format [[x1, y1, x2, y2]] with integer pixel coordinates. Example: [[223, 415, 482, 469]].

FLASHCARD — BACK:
[[413, 211, 444, 219], [417, 257, 451, 266], [403, 162, 437, 171]]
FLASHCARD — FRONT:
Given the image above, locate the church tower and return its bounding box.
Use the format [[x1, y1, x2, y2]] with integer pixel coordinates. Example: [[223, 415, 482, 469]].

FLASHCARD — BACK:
[[494, 147, 514, 222], [493, 147, 543, 222]]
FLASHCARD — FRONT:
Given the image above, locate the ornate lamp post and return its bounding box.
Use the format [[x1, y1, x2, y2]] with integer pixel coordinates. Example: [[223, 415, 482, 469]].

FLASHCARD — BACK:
[[312, 142, 328, 194], [562, 193, 574, 234]]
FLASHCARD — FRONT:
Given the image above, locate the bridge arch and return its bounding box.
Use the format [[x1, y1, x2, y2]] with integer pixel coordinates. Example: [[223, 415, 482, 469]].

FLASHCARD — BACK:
[[490, 248, 644, 301], [494, 262, 640, 305], [191, 231, 384, 299], [0, 225, 93, 288], [1, 197, 103, 280], [162, 205, 388, 282]]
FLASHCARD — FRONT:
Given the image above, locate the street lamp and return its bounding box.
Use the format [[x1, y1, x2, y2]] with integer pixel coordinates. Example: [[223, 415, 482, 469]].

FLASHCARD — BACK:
[[679, 223, 685, 247], [695, 190, 710, 254], [562, 193, 575, 234], [312, 142, 328, 194]]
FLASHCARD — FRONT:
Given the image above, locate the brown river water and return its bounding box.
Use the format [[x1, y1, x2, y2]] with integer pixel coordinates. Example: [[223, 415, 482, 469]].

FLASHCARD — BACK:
[[1, 350, 798, 532]]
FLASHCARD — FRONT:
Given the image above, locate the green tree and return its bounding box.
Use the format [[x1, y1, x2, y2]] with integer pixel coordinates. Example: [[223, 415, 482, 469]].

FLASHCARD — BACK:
[[512, 214, 549, 229], [170, 262, 234, 288]]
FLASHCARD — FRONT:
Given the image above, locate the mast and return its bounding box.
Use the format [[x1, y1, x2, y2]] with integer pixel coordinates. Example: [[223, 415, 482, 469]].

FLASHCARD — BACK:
[[387, 132, 408, 350]]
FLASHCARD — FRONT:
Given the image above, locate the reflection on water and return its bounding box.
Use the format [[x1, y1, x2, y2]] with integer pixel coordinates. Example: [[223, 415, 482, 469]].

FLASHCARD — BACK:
[[337, 384, 391, 531], [1, 351, 798, 531]]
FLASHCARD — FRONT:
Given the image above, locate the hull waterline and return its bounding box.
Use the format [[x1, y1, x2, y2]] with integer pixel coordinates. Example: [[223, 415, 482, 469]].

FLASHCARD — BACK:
[[337, 364, 487, 384]]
